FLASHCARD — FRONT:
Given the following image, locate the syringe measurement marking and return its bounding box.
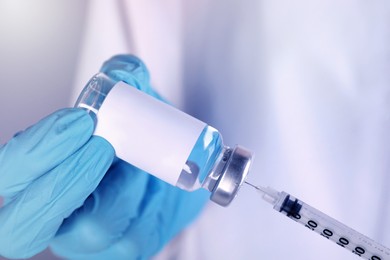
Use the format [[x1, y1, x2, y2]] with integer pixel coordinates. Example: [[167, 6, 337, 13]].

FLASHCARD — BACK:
[[244, 183, 390, 260], [289, 212, 379, 259], [278, 194, 386, 260]]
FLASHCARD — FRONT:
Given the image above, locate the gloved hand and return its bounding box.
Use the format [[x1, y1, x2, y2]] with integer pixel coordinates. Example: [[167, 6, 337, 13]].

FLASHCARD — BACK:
[[0, 108, 115, 259], [50, 55, 210, 259]]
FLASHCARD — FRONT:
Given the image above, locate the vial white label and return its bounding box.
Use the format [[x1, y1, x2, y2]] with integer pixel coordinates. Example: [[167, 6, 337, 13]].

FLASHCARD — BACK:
[[94, 81, 207, 185]]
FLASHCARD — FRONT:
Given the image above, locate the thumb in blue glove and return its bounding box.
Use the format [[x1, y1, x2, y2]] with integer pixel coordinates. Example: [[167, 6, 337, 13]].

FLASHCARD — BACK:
[[0, 108, 115, 259]]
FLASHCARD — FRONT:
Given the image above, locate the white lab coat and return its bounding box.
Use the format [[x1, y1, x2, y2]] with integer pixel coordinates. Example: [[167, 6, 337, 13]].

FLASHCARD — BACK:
[[1, 1, 390, 259]]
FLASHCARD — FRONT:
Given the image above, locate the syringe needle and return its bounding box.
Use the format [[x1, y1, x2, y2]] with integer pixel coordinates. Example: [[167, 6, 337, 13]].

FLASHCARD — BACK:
[[244, 181, 280, 205], [244, 181, 267, 193], [244, 181, 259, 190]]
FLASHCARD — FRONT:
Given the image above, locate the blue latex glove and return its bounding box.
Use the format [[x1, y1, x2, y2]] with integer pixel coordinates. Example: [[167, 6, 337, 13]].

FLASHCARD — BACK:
[[0, 108, 115, 259], [50, 55, 210, 259]]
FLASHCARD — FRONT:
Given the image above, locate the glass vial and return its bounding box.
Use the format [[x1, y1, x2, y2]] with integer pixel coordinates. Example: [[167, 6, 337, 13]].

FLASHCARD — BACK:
[[75, 73, 253, 206]]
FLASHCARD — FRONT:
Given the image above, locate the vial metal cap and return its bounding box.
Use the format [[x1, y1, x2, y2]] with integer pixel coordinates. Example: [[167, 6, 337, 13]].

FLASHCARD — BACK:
[[210, 145, 253, 206]]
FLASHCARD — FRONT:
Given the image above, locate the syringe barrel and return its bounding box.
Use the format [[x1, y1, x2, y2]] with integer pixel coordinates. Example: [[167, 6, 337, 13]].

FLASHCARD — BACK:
[[273, 192, 390, 260]]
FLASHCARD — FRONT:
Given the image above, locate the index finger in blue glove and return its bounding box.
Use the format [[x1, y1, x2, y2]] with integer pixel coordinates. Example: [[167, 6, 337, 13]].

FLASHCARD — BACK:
[[0, 136, 114, 259], [0, 108, 94, 197], [100, 54, 163, 99], [50, 160, 150, 256], [107, 180, 209, 259], [51, 174, 209, 260]]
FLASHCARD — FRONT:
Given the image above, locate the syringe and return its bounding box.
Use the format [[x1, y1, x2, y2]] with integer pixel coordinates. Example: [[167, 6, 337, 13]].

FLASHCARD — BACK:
[[245, 181, 390, 260]]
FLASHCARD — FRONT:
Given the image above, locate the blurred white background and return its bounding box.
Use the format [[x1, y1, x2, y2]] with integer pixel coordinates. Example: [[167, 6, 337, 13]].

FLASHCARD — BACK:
[[0, 0, 87, 142]]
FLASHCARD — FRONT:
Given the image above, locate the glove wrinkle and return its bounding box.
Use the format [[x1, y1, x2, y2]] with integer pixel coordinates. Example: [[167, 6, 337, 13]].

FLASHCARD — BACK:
[[0, 108, 94, 198], [0, 135, 114, 259]]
